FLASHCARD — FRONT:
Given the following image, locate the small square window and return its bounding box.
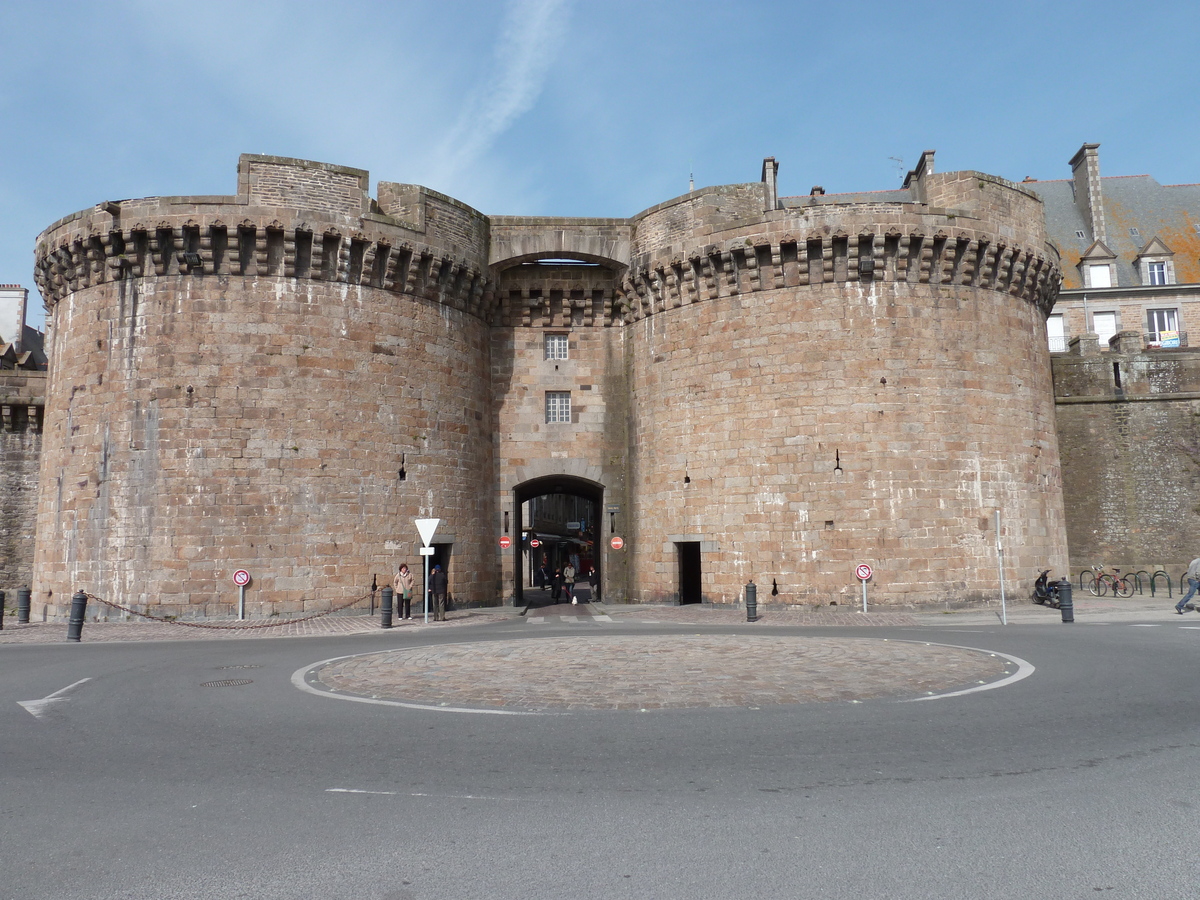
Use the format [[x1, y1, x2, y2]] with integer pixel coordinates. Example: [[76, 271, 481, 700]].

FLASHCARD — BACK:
[[1075, 230, 1086, 239], [544, 334, 569, 360], [1147, 261, 1168, 286], [546, 391, 571, 423]]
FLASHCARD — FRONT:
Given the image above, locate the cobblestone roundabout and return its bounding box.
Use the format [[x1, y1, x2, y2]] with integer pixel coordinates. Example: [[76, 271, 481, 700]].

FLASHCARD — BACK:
[[312, 635, 1013, 711]]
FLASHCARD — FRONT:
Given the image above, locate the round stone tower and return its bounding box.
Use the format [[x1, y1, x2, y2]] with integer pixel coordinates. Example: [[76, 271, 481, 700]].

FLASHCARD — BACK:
[[32, 155, 495, 619], [620, 154, 1066, 606]]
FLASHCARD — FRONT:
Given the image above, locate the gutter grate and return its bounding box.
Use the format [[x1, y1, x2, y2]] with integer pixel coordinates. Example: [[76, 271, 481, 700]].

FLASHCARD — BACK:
[[201, 679, 253, 687]]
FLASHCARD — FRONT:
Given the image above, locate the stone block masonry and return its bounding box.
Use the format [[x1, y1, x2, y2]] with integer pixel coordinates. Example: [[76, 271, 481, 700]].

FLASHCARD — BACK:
[[32, 151, 1065, 619], [0, 371, 45, 594]]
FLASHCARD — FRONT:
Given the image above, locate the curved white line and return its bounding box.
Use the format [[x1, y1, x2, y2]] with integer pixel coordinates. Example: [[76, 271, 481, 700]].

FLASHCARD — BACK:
[[290, 654, 547, 716], [895, 641, 1035, 702]]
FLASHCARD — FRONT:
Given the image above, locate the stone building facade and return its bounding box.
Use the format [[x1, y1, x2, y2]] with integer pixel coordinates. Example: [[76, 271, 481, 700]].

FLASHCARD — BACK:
[[30, 152, 1066, 619]]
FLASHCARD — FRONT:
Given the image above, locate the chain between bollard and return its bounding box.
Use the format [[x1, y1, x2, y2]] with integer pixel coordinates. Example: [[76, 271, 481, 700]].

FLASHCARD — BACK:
[[79, 588, 376, 630]]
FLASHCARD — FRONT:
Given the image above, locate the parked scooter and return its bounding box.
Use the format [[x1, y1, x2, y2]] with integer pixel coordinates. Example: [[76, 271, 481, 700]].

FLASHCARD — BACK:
[[1033, 570, 1060, 607]]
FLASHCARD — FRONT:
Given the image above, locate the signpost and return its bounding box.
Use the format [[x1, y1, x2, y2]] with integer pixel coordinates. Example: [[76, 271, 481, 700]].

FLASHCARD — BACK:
[[530, 538, 540, 548], [232, 569, 251, 620], [610, 536, 625, 550], [498, 535, 512, 549], [856, 564, 872, 614], [415, 518, 440, 624]]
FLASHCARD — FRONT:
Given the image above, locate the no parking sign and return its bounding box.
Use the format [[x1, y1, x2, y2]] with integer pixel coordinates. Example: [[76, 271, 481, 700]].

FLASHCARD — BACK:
[[855, 564, 871, 614]]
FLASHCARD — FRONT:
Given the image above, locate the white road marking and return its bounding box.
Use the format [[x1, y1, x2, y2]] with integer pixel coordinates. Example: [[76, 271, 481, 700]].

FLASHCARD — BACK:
[[18, 677, 92, 719], [326, 788, 397, 796], [291, 655, 546, 716], [897, 644, 1034, 703], [1129, 624, 1161, 627]]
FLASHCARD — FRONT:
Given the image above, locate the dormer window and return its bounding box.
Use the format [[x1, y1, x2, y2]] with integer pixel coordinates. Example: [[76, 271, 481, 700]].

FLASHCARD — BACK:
[[1135, 236, 1175, 286], [1087, 264, 1112, 288]]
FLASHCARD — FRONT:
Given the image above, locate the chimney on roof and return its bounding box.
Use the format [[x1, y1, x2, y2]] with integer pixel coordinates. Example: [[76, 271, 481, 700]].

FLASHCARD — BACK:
[[810, 186, 825, 197], [901, 150, 936, 202], [761, 157, 779, 211], [1069, 143, 1106, 244]]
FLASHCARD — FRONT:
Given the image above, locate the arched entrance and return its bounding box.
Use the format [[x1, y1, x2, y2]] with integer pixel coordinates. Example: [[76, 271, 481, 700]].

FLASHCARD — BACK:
[[513, 475, 603, 607]]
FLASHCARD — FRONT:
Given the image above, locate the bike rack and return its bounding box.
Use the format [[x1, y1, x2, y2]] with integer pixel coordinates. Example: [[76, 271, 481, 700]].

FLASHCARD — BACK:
[[1132, 570, 1152, 595], [1150, 571, 1172, 598], [1078, 570, 1095, 593]]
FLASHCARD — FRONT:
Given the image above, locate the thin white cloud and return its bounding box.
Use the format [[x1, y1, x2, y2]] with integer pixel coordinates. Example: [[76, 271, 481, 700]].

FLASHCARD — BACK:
[[430, 0, 569, 185]]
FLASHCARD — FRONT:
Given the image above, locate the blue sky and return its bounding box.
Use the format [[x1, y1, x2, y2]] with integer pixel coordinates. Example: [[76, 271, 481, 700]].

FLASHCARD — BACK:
[[4, 0, 1198, 329]]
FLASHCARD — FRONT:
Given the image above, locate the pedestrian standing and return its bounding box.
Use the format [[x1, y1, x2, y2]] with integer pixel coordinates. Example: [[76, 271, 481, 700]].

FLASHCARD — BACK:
[[588, 566, 598, 602], [394, 563, 414, 620], [563, 562, 576, 602], [1176, 556, 1200, 613], [431, 564, 449, 621], [551, 568, 563, 602]]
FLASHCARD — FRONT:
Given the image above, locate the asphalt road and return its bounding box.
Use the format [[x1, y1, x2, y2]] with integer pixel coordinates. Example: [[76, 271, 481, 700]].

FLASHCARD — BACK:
[[2, 617, 1199, 899]]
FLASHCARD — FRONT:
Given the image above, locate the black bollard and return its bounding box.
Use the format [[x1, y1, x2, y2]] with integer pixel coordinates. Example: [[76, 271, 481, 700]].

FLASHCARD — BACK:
[[0, 590, 5, 630], [745, 579, 758, 622], [380, 586, 394, 629], [66, 590, 88, 642], [1057, 578, 1074, 624], [17, 586, 31, 624]]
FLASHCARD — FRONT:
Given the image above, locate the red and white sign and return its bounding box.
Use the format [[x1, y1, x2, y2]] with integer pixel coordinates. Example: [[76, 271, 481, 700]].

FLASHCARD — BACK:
[[856, 564, 873, 581], [233, 569, 251, 587], [610, 536, 625, 550], [498, 535, 512, 549], [530, 538, 540, 548]]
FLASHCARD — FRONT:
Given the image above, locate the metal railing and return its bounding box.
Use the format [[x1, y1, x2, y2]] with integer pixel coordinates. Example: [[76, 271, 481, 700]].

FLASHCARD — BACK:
[[1144, 331, 1189, 349]]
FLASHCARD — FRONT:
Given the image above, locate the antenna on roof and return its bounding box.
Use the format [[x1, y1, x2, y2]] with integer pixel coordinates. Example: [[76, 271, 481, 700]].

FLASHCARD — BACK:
[[689, 162, 694, 193], [888, 156, 905, 182]]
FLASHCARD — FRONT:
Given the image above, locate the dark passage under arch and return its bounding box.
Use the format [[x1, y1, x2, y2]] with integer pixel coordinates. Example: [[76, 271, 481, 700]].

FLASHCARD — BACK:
[[512, 475, 603, 607]]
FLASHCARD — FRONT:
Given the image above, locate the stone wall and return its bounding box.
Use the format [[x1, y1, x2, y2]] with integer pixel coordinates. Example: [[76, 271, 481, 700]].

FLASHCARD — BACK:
[[0, 371, 45, 596], [1053, 334, 1200, 576]]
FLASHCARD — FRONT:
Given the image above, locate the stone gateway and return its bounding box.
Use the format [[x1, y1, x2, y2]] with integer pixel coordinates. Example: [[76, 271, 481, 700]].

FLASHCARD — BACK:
[[31, 152, 1066, 619]]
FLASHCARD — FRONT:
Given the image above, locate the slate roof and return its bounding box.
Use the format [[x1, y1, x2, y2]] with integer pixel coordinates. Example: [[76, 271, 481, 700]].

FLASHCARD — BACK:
[[1031, 175, 1200, 289]]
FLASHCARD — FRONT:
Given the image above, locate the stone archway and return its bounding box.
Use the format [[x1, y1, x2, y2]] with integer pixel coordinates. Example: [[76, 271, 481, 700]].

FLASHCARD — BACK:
[[513, 474, 604, 607]]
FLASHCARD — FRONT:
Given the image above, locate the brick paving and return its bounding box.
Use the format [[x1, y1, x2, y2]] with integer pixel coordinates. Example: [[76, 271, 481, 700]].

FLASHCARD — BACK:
[[312, 635, 1011, 711]]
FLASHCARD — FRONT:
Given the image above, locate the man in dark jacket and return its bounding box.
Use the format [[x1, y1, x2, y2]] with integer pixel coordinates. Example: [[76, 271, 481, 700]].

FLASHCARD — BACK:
[[431, 564, 449, 621]]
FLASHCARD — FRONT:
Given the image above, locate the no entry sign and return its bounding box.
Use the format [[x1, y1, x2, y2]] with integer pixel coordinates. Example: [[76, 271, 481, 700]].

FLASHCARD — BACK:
[[498, 535, 512, 549], [233, 569, 251, 587], [530, 538, 540, 548], [856, 564, 873, 581], [610, 536, 625, 550]]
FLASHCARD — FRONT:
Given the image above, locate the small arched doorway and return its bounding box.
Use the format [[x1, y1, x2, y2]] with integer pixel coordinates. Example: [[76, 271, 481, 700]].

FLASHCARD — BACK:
[[513, 475, 603, 607]]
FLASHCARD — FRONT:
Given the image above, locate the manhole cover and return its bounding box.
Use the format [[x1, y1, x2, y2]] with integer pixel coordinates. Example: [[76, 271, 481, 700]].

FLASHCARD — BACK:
[[216, 664, 262, 670], [201, 679, 253, 687]]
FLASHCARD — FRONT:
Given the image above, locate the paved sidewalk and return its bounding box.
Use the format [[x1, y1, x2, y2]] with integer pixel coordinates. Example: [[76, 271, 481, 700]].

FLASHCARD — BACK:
[[3, 591, 1187, 645], [0, 606, 521, 645]]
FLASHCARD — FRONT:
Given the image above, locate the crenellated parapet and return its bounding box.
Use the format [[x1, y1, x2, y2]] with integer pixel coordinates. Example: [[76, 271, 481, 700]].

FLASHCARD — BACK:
[[34, 155, 498, 322], [617, 209, 1061, 323]]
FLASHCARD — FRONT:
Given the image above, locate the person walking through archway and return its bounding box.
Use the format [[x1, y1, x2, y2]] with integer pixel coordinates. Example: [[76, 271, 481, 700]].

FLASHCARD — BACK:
[[431, 564, 449, 621]]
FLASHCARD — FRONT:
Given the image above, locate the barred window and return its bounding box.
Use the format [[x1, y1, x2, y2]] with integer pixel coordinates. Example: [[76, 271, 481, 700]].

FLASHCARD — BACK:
[[546, 391, 571, 423], [545, 334, 569, 360]]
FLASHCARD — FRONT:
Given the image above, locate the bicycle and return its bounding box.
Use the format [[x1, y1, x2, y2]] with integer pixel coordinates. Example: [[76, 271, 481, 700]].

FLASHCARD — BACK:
[[1087, 564, 1134, 598]]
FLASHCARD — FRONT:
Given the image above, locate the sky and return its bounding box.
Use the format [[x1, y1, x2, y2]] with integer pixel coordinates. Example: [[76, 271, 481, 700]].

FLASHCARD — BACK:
[[3, 0, 1199, 330]]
